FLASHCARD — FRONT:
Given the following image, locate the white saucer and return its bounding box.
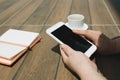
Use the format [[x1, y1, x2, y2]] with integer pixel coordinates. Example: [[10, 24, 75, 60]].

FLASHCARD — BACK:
[[65, 23, 88, 30]]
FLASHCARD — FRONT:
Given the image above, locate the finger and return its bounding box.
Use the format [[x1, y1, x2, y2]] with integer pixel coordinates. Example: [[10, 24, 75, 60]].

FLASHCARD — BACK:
[[73, 30, 91, 37], [60, 44, 75, 56], [73, 30, 99, 42], [60, 46, 68, 58], [60, 47, 68, 63]]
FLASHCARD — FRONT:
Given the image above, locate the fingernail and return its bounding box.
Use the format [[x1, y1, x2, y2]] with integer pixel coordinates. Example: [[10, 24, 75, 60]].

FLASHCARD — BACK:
[[60, 44, 66, 49], [60, 44, 63, 49]]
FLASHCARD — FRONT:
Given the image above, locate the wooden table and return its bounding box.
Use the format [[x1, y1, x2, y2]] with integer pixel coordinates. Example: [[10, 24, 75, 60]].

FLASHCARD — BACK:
[[0, 0, 120, 80]]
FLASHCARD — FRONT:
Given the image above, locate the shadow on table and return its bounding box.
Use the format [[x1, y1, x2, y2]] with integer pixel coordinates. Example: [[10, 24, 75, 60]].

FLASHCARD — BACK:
[[95, 53, 120, 80], [52, 44, 61, 55], [107, 0, 120, 17]]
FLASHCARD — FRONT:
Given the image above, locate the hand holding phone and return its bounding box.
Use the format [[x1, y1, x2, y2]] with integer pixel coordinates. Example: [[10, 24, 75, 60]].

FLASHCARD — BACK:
[[46, 22, 97, 57]]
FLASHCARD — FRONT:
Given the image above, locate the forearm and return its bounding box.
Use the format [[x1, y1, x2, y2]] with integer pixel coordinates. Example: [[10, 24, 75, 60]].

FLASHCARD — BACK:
[[78, 69, 107, 80]]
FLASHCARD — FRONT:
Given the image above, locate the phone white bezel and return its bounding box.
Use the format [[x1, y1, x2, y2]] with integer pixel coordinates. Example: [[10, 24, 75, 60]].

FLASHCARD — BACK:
[[46, 22, 97, 57]]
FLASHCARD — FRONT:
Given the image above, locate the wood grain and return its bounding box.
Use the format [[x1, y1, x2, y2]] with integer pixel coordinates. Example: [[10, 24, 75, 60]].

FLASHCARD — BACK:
[[0, 0, 31, 25], [0, 0, 18, 13], [3, 0, 44, 26], [13, 28, 60, 80], [104, 0, 120, 30], [24, 0, 58, 25], [45, 0, 72, 25], [0, 0, 44, 79], [88, 0, 119, 38]]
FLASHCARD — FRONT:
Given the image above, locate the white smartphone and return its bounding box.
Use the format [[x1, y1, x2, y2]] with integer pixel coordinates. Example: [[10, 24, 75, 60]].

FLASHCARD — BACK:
[[46, 22, 97, 57]]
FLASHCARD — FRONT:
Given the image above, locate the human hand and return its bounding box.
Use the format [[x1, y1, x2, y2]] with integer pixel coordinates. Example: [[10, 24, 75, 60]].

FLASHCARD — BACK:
[[73, 30, 115, 55], [60, 44, 106, 80]]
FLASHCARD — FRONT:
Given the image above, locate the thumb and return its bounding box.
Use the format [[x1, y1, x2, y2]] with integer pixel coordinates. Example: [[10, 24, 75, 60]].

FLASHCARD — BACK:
[[60, 44, 76, 56]]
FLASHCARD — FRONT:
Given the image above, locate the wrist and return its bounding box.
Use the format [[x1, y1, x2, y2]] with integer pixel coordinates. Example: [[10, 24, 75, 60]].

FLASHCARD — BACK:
[[77, 66, 97, 79], [77, 69, 107, 80]]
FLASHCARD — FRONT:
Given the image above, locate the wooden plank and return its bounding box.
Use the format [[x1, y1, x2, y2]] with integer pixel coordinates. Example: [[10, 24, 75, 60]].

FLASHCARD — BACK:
[[0, 0, 9, 6], [0, 0, 18, 13], [24, 0, 58, 25], [104, 0, 120, 30], [88, 0, 120, 80], [0, 0, 44, 79], [0, 26, 10, 35], [3, 0, 44, 26], [56, 0, 91, 80], [0, 0, 31, 25], [15, 0, 73, 79], [45, 0, 72, 25], [88, 0, 119, 38], [12, 27, 60, 80], [0, 0, 7, 3], [104, 0, 120, 23], [8, 0, 60, 79]]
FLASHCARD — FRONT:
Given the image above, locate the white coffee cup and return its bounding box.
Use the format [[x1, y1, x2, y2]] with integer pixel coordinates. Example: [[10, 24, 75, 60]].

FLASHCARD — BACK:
[[67, 14, 84, 29]]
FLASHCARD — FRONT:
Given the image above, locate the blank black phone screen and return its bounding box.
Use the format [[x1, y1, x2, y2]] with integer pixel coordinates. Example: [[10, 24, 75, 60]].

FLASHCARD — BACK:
[[51, 25, 92, 53]]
